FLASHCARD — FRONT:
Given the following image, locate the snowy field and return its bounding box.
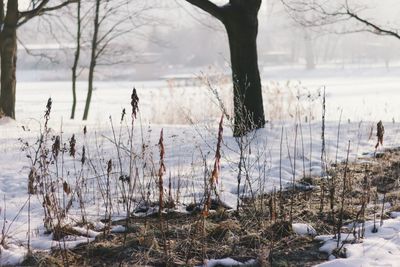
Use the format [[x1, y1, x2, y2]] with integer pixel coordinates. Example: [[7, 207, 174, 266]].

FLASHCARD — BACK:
[[1, 64, 400, 265]]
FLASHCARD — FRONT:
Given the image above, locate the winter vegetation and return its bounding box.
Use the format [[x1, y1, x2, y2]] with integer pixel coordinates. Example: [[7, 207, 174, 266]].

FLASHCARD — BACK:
[[1, 0, 400, 266]]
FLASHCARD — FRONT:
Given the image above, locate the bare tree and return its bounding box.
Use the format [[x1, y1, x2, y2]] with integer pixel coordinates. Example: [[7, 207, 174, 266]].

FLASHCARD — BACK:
[[0, 0, 76, 119], [82, 0, 154, 120], [184, 0, 266, 136]]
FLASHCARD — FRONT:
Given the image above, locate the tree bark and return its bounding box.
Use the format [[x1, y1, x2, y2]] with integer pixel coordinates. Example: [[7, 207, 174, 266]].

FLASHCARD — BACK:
[[185, 0, 265, 136], [223, 1, 265, 136], [0, 0, 4, 112], [71, 0, 81, 119], [83, 0, 100, 121], [0, 0, 18, 119]]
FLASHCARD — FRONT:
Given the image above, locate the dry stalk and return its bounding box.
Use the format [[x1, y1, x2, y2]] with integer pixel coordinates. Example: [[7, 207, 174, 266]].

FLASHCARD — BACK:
[[290, 124, 298, 224], [158, 129, 169, 262], [201, 114, 224, 263], [337, 140, 351, 249], [375, 120, 384, 150], [105, 159, 112, 235], [203, 114, 223, 217], [321, 87, 326, 177]]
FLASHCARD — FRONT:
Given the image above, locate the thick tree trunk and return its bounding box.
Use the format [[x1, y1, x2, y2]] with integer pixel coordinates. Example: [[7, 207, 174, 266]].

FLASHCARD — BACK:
[[185, 0, 265, 136], [0, 1, 18, 119], [0, 0, 4, 114], [223, 2, 265, 136]]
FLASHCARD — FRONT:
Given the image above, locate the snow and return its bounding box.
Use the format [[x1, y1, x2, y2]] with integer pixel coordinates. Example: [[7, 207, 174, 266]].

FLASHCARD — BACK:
[[72, 226, 101, 238], [0, 244, 27, 266], [201, 258, 256, 267], [1, 64, 400, 265], [292, 223, 317, 236], [110, 225, 126, 233], [316, 217, 400, 266], [390, 212, 400, 218]]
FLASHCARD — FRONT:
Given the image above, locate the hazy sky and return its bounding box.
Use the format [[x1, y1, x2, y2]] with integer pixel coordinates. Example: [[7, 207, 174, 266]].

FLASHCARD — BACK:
[[16, 0, 400, 75]]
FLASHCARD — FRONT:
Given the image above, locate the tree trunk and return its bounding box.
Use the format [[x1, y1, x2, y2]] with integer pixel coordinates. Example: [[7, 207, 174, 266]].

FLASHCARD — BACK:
[[83, 0, 100, 121], [185, 0, 265, 136], [0, 0, 18, 119], [83, 64, 95, 120], [223, 2, 265, 136], [0, 0, 4, 114], [71, 0, 81, 120], [304, 30, 315, 70]]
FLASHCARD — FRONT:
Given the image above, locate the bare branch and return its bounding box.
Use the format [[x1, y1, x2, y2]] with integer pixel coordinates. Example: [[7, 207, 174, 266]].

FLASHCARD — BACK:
[[344, 8, 400, 40], [281, 0, 400, 40], [185, 0, 224, 21], [18, 0, 77, 27]]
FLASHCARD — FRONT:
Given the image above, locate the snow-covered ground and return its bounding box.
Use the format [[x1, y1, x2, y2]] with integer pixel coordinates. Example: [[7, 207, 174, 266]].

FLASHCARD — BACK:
[[1, 64, 400, 265], [316, 212, 400, 267]]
